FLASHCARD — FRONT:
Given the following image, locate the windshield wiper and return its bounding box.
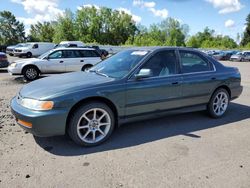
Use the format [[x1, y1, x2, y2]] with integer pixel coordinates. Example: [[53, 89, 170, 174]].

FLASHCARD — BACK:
[[89, 70, 109, 77]]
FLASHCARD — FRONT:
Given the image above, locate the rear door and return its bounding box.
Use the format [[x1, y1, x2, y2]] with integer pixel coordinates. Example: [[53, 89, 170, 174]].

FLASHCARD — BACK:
[[178, 50, 217, 107], [62, 50, 82, 72], [80, 49, 102, 66], [65, 49, 102, 72]]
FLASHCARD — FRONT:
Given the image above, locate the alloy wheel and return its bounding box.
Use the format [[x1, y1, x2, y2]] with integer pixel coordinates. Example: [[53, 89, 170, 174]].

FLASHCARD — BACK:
[[77, 108, 111, 144], [25, 68, 38, 80], [212, 91, 228, 116]]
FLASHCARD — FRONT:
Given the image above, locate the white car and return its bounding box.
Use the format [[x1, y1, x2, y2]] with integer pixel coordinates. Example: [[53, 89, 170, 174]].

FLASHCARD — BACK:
[[8, 48, 102, 81], [14, 42, 55, 58], [55, 41, 85, 48]]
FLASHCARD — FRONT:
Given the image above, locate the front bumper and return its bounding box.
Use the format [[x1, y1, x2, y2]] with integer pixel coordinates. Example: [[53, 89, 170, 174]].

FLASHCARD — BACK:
[[231, 85, 243, 100], [11, 96, 68, 137], [6, 50, 14, 55], [14, 52, 26, 56], [8, 66, 22, 75]]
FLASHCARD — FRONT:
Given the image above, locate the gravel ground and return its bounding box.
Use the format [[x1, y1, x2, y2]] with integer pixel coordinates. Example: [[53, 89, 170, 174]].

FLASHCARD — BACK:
[[0, 56, 250, 188]]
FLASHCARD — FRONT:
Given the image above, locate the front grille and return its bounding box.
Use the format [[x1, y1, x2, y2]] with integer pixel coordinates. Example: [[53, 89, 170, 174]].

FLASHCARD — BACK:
[[15, 50, 22, 52]]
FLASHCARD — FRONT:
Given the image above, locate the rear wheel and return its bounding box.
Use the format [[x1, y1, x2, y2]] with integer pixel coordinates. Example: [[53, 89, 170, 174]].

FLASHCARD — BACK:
[[23, 66, 39, 81], [207, 88, 229, 118], [68, 102, 115, 146]]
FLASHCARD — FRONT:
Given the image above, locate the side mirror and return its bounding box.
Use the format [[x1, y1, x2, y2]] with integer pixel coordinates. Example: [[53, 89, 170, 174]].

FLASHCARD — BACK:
[[134, 69, 153, 80], [44, 56, 49, 60]]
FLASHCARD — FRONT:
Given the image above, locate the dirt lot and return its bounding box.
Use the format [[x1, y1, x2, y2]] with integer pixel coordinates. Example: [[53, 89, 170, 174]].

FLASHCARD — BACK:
[[0, 56, 250, 188]]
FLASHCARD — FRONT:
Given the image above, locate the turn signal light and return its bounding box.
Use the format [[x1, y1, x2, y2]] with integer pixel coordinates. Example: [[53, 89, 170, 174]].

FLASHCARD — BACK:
[[17, 119, 32, 128]]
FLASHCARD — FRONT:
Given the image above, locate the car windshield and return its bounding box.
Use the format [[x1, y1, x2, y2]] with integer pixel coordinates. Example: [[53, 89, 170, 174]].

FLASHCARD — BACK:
[[17, 43, 24, 47], [38, 50, 52, 59], [21, 43, 32, 47], [90, 49, 149, 78]]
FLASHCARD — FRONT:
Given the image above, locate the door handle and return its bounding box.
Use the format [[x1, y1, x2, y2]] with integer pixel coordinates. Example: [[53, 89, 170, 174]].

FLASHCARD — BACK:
[[59, 61, 64, 63], [172, 82, 179, 85], [211, 77, 216, 80], [80, 60, 84, 62]]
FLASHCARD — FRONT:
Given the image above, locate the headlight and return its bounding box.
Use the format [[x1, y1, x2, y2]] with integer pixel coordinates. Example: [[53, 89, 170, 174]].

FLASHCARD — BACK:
[[19, 98, 54, 111], [10, 63, 17, 67]]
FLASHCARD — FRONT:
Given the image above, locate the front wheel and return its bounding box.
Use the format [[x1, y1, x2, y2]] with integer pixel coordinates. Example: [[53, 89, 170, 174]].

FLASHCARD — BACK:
[[26, 52, 32, 58], [68, 102, 115, 146], [23, 66, 39, 81], [207, 88, 229, 118]]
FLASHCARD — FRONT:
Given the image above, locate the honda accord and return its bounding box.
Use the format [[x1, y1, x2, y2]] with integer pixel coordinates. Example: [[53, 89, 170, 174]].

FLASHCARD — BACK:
[[11, 47, 243, 146]]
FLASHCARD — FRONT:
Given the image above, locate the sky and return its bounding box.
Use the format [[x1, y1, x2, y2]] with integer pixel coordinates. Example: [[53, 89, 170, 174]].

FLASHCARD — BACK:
[[1, 0, 250, 42]]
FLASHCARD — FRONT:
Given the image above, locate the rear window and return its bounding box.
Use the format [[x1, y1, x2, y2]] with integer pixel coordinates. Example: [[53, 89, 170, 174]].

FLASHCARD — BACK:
[[79, 50, 100, 57], [179, 51, 211, 73]]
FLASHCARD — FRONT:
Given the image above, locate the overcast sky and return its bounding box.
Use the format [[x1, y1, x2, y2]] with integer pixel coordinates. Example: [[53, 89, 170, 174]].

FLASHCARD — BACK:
[[1, 0, 250, 40]]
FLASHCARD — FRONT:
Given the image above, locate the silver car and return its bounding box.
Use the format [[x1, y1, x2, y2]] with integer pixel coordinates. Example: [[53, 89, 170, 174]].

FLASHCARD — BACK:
[[8, 48, 102, 81], [230, 51, 250, 62]]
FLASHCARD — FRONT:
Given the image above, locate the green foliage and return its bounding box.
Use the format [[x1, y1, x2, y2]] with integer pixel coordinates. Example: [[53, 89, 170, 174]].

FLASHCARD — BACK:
[[186, 27, 237, 49], [53, 10, 76, 43], [130, 18, 188, 46], [28, 22, 55, 42], [186, 36, 199, 48], [0, 9, 243, 49], [0, 11, 25, 45], [240, 13, 250, 47], [75, 6, 137, 45]]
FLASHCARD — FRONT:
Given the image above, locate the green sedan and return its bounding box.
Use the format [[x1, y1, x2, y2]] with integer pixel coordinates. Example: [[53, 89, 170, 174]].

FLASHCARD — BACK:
[[11, 47, 243, 146]]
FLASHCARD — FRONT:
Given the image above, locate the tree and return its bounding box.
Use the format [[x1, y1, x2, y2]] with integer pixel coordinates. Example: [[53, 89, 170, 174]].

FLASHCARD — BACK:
[[28, 22, 55, 42], [186, 36, 199, 48], [53, 10, 76, 43], [186, 27, 237, 49], [130, 17, 188, 46], [0, 11, 25, 45], [75, 6, 137, 45], [240, 13, 250, 46]]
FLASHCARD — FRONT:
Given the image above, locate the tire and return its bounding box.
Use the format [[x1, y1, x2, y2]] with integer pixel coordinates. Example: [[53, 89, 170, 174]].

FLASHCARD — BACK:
[[207, 88, 229, 118], [67, 102, 115, 146], [26, 52, 32, 58], [82, 64, 93, 71], [22, 66, 39, 81]]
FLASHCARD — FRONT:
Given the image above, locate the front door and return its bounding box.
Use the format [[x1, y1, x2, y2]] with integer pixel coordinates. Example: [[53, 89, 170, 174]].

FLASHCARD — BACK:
[[125, 50, 183, 116], [41, 50, 66, 73]]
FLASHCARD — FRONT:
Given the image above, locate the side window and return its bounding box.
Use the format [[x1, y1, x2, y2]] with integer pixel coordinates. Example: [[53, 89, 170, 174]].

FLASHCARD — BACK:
[[74, 50, 84, 58], [48, 50, 63, 59], [33, 44, 38, 49], [63, 50, 75, 58], [80, 50, 100, 57], [179, 51, 210, 73], [138, 50, 177, 77]]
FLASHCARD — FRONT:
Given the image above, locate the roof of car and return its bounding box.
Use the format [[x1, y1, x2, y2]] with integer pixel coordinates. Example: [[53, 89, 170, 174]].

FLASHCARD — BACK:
[[125, 46, 203, 52], [53, 47, 97, 51]]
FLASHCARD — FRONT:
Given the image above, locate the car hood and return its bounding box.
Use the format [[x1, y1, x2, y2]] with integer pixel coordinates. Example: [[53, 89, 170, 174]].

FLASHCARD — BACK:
[[19, 71, 115, 99], [7, 45, 16, 50], [14, 58, 41, 64]]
